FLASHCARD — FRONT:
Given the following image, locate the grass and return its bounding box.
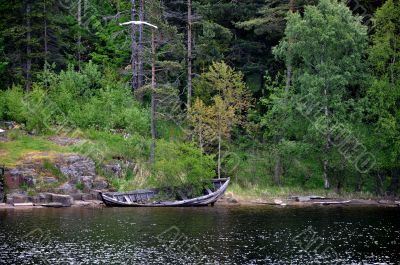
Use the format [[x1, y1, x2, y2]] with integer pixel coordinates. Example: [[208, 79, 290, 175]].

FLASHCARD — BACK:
[[0, 130, 71, 167], [42, 159, 67, 182], [227, 182, 378, 201]]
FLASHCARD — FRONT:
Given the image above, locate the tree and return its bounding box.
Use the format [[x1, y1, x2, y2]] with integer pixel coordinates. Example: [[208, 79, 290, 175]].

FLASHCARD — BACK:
[[187, 0, 193, 113], [367, 0, 400, 194], [274, 0, 368, 189], [191, 62, 250, 178]]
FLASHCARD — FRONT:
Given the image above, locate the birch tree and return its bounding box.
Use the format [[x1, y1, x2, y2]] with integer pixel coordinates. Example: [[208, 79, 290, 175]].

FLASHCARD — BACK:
[[274, 0, 367, 189]]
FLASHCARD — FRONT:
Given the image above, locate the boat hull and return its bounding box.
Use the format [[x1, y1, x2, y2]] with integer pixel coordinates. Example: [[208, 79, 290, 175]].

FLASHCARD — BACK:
[[100, 178, 230, 207]]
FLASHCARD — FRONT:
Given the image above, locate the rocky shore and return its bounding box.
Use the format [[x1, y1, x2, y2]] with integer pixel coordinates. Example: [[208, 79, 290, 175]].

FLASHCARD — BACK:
[[217, 193, 400, 207], [1, 132, 399, 210]]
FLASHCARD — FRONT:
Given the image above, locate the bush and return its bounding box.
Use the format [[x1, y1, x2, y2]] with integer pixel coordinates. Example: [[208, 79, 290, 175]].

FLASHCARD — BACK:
[[2, 63, 150, 136], [151, 140, 216, 193], [0, 90, 5, 120], [24, 85, 54, 133], [2, 85, 27, 123]]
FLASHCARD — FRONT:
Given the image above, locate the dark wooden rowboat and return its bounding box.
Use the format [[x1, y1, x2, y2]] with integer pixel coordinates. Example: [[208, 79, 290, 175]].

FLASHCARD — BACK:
[[100, 178, 230, 207]]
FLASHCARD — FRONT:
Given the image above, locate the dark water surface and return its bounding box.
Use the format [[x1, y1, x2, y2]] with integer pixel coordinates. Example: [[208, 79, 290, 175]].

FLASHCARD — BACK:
[[0, 206, 399, 264]]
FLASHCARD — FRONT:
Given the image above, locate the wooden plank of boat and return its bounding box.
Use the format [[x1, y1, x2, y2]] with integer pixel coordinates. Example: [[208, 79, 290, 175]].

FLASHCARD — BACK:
[[313, 200, 351, 205], [101, 178, 230, 207]]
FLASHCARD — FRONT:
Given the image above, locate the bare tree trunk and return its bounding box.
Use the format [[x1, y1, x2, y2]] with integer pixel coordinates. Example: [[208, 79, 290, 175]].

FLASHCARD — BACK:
[[199, 122, 203, 151], [77, 0, 82, 71], [187, 0, 193, 114], [131, 0, 138, 92], [273, 154, 282, 185], [218, 131, 221, 179], [274, 0, 295, 185], [150, 31, 156, 164], [43, 0, 48, 67], [25, 0, 32, 91], [273, 0, 295, 185], [138, 0, 144, 90], [323, 82, 330, 189]]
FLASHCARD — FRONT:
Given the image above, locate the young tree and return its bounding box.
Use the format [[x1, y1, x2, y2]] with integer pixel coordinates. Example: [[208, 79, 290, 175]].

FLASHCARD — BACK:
[[274, 0, 368, 189], [191, 62, 250, 178]]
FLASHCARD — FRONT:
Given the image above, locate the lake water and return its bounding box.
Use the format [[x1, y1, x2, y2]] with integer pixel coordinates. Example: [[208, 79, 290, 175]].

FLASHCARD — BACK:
[[0, 206, 399, 264]]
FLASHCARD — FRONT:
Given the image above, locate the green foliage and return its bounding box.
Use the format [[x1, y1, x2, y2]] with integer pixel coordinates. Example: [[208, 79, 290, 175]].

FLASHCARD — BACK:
[[365, 0, 400, 194], [271, 0, 368, 189], [75, 182, 84, 191], [0, 0, 399, 197], [42, 159, 65, 181], [151, 140, 216, 191], [2, 86, 27, 124]]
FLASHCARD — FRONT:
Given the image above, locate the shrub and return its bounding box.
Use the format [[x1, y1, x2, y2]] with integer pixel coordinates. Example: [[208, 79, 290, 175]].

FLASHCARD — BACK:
[[3, 85, 27, 123], [151, 140, 216, 194], [0, 90, 5, 120]]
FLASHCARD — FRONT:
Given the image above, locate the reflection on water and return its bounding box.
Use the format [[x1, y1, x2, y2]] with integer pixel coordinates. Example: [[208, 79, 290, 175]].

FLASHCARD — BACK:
[[0, 206, 399, 264]]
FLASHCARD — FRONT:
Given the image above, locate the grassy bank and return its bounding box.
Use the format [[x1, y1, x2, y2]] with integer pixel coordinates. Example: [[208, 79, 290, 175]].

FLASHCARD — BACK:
[[227, 182, 379, 201]]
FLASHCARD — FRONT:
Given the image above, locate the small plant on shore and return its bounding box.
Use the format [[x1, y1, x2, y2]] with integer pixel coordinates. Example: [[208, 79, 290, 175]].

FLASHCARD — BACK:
[[42, 160, 66, 182], [75, 182, 84, 191]]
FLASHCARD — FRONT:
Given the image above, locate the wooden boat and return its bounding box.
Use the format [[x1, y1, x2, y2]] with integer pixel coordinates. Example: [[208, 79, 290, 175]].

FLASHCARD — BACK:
[[100, 178, 230, 207]]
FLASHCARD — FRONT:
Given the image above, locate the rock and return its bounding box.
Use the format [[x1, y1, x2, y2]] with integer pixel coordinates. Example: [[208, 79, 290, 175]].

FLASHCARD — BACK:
[[56, 155, 96, 184], [378, 200, 392, 205], [0, 121, 17, 130], [58, 182, 77, 194], [6, 193, 28, 204], [13, 202, 34, 207], [43, 176, 58, 184], [71, 193, 83, 200], [28, 196, 40, 204], [6, 167, 38, 189], [296, 196, 311, 202], [81, 193, 93, 201], [93, 178, 108, 190], [50, 194, 73, 207], [90, 190, 103, 200], [42, 202, 65, 208], [102, 159, 137, 178], [103, 162, 123, 177], [48, 136, 85, 146], [39, 193, 52, 203], [0, 129, 5, 133], [227, 197, 238, 204], [81, 176, 94, 190], [73, 201, 93, 206], [6, 196, 13, 205], [273, 199, 284, 205]]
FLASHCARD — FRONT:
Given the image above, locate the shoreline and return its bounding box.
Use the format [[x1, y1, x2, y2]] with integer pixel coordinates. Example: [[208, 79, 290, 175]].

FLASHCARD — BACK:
[[1, 197, 399, 210]]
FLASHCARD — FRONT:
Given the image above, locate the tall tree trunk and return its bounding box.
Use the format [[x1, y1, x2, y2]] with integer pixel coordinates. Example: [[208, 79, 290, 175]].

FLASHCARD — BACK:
[[218, 130, 221, 179], [323, 82, 330, 189], [131, 0, 138, 92], [25, 0, 32, 91], [187, 0, 192, 114], [150, 31, 156, 164], [43, 0, 48, 67], [138, 0, 144, 90], [77, 0, 82, 71], [273, 154, 282, 185], [273, 0, 295, 185]]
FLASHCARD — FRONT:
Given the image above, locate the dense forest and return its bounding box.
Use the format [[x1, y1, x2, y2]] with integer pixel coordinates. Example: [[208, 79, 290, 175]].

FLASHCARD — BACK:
[[0, 0, 399, 196]]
